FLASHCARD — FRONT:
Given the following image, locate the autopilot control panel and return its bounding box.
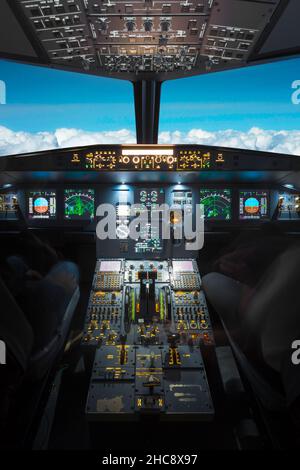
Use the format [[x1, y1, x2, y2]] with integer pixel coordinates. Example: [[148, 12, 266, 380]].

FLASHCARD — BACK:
[[83, 258, 214, 420]]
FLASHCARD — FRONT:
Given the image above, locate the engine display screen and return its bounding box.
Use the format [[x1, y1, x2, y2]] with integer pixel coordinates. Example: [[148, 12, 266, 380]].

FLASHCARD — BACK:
[[199, 189, 231, 220], [277, 193, 300, 220], [28, 191, 56, 220], [116, 204, 131, 217], [0, 193, 18, 220], [116, 203, 131, 240], [64, 189, 95, 220], [100, 260, 121, 272], [172, 260, 194, 272], [171, 190, 193, 214], [239, 190, 269, 220], [134, 188, 164, 254]]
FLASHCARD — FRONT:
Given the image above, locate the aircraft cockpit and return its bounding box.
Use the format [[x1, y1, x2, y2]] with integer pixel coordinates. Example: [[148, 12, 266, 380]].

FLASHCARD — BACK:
[[1, 0, 300, 454]]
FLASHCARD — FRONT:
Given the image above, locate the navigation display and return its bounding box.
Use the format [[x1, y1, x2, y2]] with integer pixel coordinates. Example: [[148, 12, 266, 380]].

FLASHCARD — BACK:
[[278, 193, 300, 220], [134, 188, 164, 254], [199, 189, 231, 220], [64, 189, 95, 220], [239, 190, 269, 220], [28, 190, 56, 220], [0, 193, 18, 220]]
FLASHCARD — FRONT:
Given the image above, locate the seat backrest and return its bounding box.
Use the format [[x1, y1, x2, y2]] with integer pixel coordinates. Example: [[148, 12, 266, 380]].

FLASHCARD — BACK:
[[27, 285, 80, 381], [243, 245, 300, 373], [0, 277, 34, 437], [0, 276, 33, 372]]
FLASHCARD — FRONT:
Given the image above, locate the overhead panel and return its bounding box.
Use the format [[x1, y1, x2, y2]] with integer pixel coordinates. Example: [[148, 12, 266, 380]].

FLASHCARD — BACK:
[[200, 0, 278, 72], [18, 0, 211, 74], [7, 0, 283, 77]]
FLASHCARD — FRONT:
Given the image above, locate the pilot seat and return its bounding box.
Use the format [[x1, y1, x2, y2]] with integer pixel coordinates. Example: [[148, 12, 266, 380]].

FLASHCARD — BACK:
[[0, 257, 80, 448], [203, 245, 300, 441]]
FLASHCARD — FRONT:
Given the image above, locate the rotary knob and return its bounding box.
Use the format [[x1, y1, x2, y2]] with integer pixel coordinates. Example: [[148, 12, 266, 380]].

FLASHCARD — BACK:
[[144, 19, 153, 32]]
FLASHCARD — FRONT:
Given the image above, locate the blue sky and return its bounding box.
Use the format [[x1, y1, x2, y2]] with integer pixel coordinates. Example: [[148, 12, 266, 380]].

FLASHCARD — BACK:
[[0, 57, 300, 133], [0, 60, 135, 132], [0, 57, 300, 155], [160, 57, 300, 132]]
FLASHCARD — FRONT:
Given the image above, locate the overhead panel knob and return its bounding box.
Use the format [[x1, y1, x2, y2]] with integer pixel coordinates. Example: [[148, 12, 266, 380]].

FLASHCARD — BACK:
[[144, 18, 153, 32], [160, 19, 171, 32], [97, 18, 108, 32], [126, 18, 136, 32]]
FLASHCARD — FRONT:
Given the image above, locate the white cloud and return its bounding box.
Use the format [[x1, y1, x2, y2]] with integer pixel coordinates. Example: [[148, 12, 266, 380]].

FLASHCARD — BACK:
[[0, 126, 58, 155], [0, 125, 300, 156], [54, 128, 136, 147], [159, 127, 300, 155]]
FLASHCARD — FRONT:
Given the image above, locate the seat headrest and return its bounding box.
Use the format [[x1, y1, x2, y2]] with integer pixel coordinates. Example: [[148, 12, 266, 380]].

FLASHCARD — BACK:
[[0, 277, 33, 372]]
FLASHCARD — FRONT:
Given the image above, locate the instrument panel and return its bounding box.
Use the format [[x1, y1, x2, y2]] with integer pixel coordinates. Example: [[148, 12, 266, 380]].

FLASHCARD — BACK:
[[0, 186, 299, 229]]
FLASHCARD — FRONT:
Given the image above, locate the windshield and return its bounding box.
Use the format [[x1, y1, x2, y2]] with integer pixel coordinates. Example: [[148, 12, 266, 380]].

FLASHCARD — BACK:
[[1, 58, 300, 155], [0, 60, 136, 156], [159, 58, 300, 155]]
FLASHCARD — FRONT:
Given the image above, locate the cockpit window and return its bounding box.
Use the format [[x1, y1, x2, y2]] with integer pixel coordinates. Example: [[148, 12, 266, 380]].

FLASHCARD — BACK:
[[0, 60, 136, 156], [159, 58, 300, 156]]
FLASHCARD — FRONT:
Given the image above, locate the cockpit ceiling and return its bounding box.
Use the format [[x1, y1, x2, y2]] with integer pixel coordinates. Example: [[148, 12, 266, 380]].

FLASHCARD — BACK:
[[0, 0, 299, 80]]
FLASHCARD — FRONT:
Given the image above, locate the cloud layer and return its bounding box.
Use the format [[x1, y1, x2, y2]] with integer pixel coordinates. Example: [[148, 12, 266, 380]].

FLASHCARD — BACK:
[[0, 125, 300, 156], [159, 128, 300, 155]]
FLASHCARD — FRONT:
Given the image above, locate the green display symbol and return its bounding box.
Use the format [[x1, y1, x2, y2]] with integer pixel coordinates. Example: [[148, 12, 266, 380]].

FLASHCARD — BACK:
[[200, 190, 232, 221], [65, 190, 95, 220]]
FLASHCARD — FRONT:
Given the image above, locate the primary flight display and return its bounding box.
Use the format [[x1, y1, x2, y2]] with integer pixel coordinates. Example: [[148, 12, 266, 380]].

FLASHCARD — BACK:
[[239, 190, 269, 220], [27, 190, 56, 220]]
